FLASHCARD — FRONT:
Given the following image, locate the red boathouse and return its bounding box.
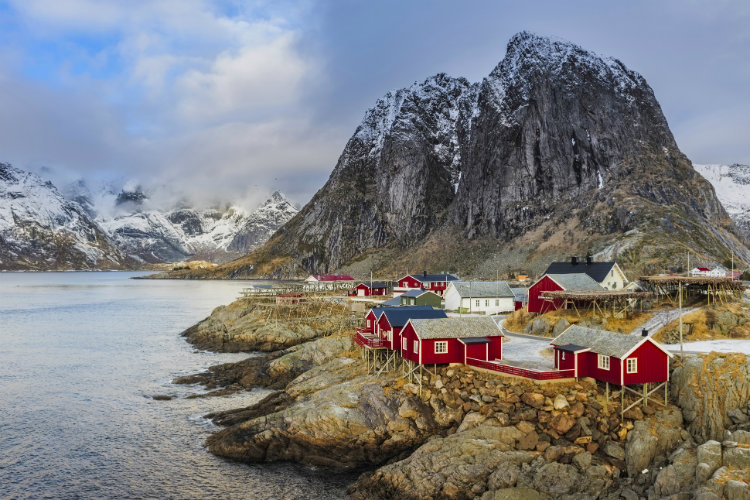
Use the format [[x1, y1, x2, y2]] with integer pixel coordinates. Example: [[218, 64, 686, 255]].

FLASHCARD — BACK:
[[550, 325, 673, 385], [527, 273, 602, 313], [399, 317, 503, 365]]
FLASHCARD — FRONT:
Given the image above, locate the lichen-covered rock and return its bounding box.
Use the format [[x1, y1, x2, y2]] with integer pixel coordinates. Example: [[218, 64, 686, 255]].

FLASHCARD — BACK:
[[696, 440, 723, 475], [671, 353, 750, 442], [267, 335, 354, 381], [348, 422, 530, 500], [652, 445, 697, 498], [207, 374, 440, 468], [624, 407, 685, 476]]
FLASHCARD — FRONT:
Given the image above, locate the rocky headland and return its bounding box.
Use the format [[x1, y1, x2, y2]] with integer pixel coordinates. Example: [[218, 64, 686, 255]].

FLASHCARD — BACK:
[[176, 298, 750, 499]]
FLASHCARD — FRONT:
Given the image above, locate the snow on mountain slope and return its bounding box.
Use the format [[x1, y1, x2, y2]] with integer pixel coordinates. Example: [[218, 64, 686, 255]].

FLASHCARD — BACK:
[[693, 163, 750, 240], [96, 192, 298, 264], [0, 163, 129, 270]]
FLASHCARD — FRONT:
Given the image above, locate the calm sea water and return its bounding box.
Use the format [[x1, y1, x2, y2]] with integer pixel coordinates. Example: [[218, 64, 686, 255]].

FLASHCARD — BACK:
[[0, 272, 353, 500]]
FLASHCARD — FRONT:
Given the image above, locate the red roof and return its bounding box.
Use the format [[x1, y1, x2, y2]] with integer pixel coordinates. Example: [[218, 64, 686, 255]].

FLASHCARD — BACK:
[[697, 267, 710, 271], [313, 274, 354, 281]]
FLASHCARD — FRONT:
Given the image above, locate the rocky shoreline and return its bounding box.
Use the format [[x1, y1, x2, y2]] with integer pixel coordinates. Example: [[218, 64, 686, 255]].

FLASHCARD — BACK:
[[175, 297, 750, 500]]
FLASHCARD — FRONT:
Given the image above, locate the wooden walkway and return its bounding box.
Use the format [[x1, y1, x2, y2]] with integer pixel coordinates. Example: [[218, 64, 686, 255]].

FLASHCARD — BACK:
[[466, 357, 575, 380]]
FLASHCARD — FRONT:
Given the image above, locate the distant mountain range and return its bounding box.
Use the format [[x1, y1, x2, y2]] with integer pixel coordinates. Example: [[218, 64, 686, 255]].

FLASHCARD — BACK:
[[0, 163, 297, 270], [692, 164, 750, 242], [179, 31, 749, 280]]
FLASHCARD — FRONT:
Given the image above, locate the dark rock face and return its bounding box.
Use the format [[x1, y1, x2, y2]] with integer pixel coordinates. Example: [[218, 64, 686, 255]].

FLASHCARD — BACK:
[[258, 31, 747, 273]]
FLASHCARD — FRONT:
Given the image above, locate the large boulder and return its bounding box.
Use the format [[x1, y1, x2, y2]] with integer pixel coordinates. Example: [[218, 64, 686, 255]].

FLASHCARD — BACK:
[[671, 353, 750, 442], [624, 407, 686, 476], [207, 373, 442, 468], [267, 335, 354, 381]]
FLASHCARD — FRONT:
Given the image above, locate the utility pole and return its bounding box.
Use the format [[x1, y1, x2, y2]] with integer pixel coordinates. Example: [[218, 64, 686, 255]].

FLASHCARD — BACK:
[[687, 251, 690, 277], [679, 281, 683, 358]]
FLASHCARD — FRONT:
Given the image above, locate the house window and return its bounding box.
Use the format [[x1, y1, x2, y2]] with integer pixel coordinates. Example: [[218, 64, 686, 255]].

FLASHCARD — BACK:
[[598, 354, 610, 370], [434, 341, 448, 354], [402, 338, 407, 350], [561, 352, 566, 360], [475, 300, 480, 307], [367, 319, 371, 328], [495, 300, 499, 306], [413, 340, 419, 354], [387, 331, 392, 342], [485, 300, 489, 307], [627, 358, 637, 373]]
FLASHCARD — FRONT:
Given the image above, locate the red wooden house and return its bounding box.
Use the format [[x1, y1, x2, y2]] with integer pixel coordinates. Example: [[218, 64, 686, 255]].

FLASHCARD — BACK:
[[527, 273, 602, 313], [377, 307, 446, 349], [399, 317, 503, 365], [353, 281, 389, 297], [275, 292, 305, 305], [395, 272, 459, 296], [550, 325, 673, 385], [363, 307, 388, 335]]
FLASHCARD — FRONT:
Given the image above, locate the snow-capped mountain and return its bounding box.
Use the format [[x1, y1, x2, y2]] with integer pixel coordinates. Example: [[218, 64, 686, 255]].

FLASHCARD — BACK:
[[693, 163, 750, 240], [239, 31, 749, 276], [0, 163, 130, 270], [0, 163, 299, 269], [98, 192, 298, 264]]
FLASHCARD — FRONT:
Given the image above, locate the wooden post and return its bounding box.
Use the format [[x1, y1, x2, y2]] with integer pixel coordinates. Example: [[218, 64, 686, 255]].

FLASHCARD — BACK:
[[664, 381, 668, 406], [643, 383, 648, 408], [621, 385, 624, 419], [606, 382, 609, 403]]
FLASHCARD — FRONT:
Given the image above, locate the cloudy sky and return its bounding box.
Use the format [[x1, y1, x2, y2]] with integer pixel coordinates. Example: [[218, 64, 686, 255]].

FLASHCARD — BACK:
[[0, 0, 747, 209]]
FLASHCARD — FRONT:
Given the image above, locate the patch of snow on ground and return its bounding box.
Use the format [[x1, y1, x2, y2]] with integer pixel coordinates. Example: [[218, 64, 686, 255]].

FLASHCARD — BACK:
[[665, 340, 750, 356]]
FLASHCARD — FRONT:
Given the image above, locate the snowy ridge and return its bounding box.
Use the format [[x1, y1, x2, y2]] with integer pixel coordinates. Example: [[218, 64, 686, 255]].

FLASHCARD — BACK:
[[0, 163, 127, 269], [485, 31, 646, 123], [96, 191, 298, 264], [693, 163, 750, 238]]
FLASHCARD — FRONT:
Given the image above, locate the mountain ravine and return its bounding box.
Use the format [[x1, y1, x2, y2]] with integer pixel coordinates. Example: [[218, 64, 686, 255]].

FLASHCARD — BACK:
[[190, 31, 748, 279]]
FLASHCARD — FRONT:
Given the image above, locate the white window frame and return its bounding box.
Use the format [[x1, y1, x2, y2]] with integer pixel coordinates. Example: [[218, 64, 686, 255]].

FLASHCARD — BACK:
[[475, 299, 480, 307], [402, 337, 407, 350], [561, 352, 566, 361], [627, 358, 637, 373], [434, 341, 448, 354], [495, 299, 499, 306], [485, 299, 489, 307], [413, 340, 419, 354], [387, 331, 392, 342], [598, 354, 610, 370], [367, 319, 371, 328]]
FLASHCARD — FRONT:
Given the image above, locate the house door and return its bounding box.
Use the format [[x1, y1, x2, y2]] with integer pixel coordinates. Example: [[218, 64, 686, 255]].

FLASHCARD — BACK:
[[358, 289, 365, 296]]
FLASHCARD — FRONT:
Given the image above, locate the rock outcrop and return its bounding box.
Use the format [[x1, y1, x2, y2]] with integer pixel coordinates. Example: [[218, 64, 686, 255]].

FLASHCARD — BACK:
[[671, 353, 750, 442]]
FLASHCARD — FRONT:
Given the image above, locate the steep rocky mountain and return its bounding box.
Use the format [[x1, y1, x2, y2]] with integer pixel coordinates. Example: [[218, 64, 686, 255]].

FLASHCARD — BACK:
[[693, 164, 750, 241], [190, 31, 747, 279], [99, 192, 298, 264], [0, 163, 131, 270]]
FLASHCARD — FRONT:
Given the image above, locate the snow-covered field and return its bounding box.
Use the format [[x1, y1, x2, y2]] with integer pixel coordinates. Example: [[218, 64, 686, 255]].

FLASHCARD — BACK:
[[665, 340, 750, 355]]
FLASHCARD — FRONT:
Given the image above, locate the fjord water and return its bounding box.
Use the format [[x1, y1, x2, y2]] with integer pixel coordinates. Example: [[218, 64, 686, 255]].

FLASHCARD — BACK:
[[0, 272, 351, 499]]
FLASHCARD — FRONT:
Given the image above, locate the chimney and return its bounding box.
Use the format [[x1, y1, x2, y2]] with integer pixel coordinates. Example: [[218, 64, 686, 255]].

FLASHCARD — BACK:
[[586, 254, 593, 265], [571, 256, 578, 265], [424, 270, 427, 278], [642, 328, 648, 337]]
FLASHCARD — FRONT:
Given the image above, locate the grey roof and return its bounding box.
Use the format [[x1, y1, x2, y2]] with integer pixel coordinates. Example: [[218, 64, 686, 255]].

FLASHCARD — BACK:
[[510, 287, 528, 301], [543, 261, 617, 283], [359, 281, 388, 289], [380, 297, 402, 307], [407, 273, 460, 282], [551, 325, 662, 358], [381, 307, 447, 327], [401, 289, 440, 298], [460, 337, 491, 344], [409, 317, 502, 340], [545, 273, 603, 291], [556, 343, 588, 352], [450, 281, 515, 299]]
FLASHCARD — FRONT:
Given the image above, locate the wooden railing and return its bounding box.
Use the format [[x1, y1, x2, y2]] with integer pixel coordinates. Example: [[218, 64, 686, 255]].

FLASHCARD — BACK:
[[466, 358, 575, 380], [354, 331, 387, 349]]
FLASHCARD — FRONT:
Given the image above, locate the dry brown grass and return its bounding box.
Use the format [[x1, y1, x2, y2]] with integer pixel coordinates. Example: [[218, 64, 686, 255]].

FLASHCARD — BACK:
[[503, 309, 537, 333], [503, 307, 653, 335], [654, 303, 750, 342]]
